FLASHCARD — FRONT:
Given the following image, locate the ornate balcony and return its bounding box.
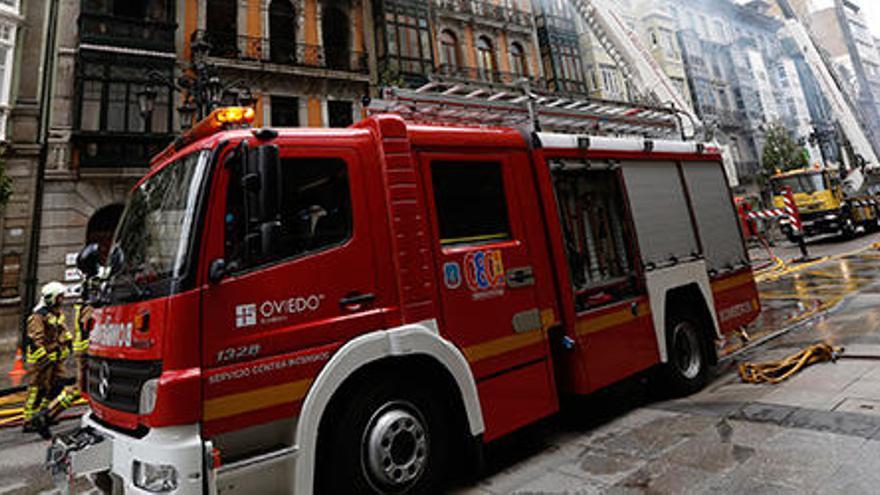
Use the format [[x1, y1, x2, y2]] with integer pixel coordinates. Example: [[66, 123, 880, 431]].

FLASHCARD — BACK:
[[433, 0, 533, 29], [79, 12, 176, 53], [194, 31, 369, 75]]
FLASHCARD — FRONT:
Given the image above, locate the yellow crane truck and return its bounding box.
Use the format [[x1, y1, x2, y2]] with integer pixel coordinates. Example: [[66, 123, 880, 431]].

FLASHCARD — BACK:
[[770, 168, 880, 241]]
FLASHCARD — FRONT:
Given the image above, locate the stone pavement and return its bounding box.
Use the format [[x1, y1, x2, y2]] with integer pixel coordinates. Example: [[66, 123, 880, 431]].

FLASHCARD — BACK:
[[454, 283, 880, 495]]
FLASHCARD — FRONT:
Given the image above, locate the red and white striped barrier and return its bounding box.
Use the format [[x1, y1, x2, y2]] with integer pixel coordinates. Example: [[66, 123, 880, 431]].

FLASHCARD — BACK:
[[746, 208, 787, 221], [781, 186, 803, 233]]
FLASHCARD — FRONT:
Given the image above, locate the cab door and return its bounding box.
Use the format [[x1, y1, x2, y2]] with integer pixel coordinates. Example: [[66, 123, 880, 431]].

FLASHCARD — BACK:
[[198, 138, 384, 438], [419, 150, 558, 441]]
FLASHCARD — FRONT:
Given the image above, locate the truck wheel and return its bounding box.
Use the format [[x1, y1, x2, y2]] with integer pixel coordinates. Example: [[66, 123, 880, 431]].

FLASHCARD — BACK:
[[317, 377, 449, 494], [660, 314, 709, 397]]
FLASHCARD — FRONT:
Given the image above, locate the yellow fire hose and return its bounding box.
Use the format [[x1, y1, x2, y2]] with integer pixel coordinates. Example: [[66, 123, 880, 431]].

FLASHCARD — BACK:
[[0, 392, 87, 427], [739, 341, 843, 384]]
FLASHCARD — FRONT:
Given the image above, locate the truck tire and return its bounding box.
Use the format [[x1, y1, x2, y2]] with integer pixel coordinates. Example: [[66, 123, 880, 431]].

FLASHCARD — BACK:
[[660, 312, 709, 397], [317, 376, 450, 494]]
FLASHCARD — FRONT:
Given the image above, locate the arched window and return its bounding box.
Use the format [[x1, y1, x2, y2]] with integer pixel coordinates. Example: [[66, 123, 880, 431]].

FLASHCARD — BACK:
[[476, 36, 496, 82], [322, 1, 351, 70], [86, 204, 126, 263], [439, 30, 459, 72], [510, 42, 527, 77], [206, 0, 237, 57], [269, 0, 296, 64]]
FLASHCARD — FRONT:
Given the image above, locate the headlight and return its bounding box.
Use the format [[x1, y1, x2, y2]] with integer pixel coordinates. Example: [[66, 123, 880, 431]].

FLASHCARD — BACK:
[[133, 460, 178, 493], [824, 214, 838, 220], [139, 378, 158, 415]]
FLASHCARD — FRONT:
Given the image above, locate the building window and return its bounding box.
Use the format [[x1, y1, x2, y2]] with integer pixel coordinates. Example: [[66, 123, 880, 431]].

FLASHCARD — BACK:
[[439, 29, 459, 70], [600, 65, 621, 97], [476, 36, 497, 82], [0, 20, 13, 140], [557, 43, 585, 93], [206, 0, 238, 57], [379, 4, 433, 79], [269, 0, 297, 64], [430, 161, 511, 246], [323, 1, 351, 70], [510, 42, 528, 77], [328, 100, 353, 128], [74, 54, 175, 167], [271, 95, 300, 127], [79, 0, 175, 52], [77, 61, 172, 134]]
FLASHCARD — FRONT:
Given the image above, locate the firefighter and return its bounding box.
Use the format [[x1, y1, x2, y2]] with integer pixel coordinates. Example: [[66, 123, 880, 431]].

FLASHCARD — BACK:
[[22, 282, 76, 438]]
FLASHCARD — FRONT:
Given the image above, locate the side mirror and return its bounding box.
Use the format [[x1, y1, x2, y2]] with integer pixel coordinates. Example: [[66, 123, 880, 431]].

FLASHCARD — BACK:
[[108, 245, 124, 275], [77, 243, 101, 278], [243, 144, 281, 225], [208, 259, 227, 284]]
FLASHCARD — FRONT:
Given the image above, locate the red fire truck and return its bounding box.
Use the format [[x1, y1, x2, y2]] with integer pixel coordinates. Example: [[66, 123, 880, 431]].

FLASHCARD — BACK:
[[49, 86, 759, 494]]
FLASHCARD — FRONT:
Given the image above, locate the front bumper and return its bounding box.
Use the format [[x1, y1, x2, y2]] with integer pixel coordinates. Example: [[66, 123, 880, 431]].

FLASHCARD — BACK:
[[47, 414, 204, 494], [782, 211, 841, 237]]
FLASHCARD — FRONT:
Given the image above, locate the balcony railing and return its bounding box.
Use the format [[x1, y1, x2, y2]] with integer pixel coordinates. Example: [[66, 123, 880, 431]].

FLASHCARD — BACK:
[[434, 63, 544, 88], [537, 14, 576, 33], [194, 31, 369, 74], [433, 0, 533, 28], [80, 12, 176, 53], [74, 133, 174, 169]]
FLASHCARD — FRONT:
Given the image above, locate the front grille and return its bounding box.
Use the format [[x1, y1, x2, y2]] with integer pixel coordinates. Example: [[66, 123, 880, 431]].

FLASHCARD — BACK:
[[86, 357, 162, 414]]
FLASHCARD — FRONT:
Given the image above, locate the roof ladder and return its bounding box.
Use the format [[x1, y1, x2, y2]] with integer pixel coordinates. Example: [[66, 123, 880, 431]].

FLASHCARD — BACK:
[[368, 82, 687, 139]]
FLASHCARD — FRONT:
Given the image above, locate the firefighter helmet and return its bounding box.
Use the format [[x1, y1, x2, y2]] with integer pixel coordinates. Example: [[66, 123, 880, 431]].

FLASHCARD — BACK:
[[41, 281, 66, 308]]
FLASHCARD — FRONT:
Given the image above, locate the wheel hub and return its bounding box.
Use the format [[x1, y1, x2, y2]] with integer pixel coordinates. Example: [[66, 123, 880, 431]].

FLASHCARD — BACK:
[[673, 322, 702, 380], [363, 402, 429, 491]]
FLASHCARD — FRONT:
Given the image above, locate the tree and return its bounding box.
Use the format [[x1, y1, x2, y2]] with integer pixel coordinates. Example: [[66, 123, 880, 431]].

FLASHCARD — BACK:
[[761, 122, 809, 177]]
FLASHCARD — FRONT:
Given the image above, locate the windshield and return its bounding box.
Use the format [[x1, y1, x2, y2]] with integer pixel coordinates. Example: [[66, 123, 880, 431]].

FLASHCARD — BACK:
[[771, 173, 828, 195], [107, 150, 210, 302]]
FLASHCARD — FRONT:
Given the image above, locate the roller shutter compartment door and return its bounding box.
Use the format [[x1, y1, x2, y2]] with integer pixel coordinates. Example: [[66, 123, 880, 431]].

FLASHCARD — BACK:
[[681, 161, 747, 273], [621, 161, 699, 270]]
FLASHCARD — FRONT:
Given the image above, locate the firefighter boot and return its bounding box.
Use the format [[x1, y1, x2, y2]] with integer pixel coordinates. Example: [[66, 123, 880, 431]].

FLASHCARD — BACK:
[[21, 383, 45, 434], [27, 409, 53, 440]]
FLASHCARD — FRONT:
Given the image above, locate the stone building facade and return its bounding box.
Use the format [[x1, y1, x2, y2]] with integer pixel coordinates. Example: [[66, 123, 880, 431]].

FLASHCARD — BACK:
[[0, 0, 46, 336]]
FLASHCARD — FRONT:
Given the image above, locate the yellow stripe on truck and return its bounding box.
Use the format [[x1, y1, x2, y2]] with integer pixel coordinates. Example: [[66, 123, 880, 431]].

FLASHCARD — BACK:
[[463, 331, 544, 364], [711, 272, 753, 293], [575, 303, 649, 337], [204, 378, 313, 421]]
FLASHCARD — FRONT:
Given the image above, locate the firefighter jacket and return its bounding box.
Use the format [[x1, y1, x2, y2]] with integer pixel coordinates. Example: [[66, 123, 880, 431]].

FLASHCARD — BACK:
[[26, 306, 72, 367]]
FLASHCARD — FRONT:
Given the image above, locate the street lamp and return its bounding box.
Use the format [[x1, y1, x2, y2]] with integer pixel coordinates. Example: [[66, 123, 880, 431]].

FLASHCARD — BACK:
[[177, 97, 198, 130], [137, 84, 158, 132], [142, 31, 252, 132]]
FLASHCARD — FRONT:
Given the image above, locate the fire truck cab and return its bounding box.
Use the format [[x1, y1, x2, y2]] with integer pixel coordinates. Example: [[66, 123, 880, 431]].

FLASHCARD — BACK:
[[52, 103, 759, 494]]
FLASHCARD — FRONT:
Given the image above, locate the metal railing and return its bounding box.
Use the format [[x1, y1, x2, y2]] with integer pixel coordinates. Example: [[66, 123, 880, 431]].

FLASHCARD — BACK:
[[433, 0, 533, 27], [194, 31, 370, 74], [434, 63, 544, 88], [79, 12, 176, 53], [74, 133, 174, 169]]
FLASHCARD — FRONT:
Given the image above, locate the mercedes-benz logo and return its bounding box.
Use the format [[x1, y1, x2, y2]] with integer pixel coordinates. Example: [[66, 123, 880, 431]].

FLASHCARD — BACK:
[[97, 361, 111, 400]]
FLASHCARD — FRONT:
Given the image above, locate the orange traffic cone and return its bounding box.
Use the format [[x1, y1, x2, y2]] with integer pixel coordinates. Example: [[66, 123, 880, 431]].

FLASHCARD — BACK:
[[8, 349, 25, 386]]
